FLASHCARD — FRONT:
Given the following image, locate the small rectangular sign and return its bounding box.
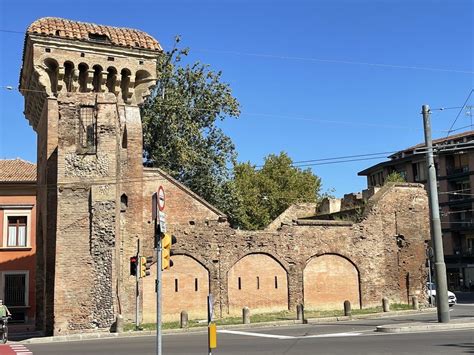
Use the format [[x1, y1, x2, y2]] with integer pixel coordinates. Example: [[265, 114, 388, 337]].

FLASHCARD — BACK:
[[159, 211, 167, 233]]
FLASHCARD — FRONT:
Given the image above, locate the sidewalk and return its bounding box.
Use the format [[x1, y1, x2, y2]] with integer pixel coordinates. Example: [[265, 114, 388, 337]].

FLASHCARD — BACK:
[[13, 308, 438, 344], [376, 316, 474, 333]]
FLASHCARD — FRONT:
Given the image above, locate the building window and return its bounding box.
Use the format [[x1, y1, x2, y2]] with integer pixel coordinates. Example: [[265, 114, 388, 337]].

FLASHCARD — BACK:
[[2, 210, 31, 248], [7, 216, 27, 247], [4, 273, 27, 306], [412, 162, 426, 182], [79, 106, 97, 153]]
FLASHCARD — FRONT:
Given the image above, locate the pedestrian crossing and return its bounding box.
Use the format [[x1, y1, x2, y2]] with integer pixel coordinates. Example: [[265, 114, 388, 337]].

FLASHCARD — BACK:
[[0, 344, 33, 354]]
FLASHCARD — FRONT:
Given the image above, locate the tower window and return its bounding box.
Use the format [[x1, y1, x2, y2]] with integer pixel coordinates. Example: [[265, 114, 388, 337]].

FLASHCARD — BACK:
[[88, 33, 110, 42], [79, 106, 96, 154]]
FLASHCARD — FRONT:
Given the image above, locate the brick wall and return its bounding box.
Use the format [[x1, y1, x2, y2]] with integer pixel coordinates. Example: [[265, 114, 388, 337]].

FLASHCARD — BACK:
[[142, 183, 429, 321]]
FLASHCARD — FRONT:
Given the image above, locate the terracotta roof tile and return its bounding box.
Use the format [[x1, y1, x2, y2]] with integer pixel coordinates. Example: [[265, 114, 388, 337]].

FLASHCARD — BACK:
[[0, 159, 36, 182], [27, 17, 162, 51]]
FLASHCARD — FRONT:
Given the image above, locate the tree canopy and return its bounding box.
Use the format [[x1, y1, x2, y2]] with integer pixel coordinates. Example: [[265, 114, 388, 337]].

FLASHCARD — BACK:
[[141, 38, 240, 209], [142, 40, 323, 230], [232, 152, 322, 230]]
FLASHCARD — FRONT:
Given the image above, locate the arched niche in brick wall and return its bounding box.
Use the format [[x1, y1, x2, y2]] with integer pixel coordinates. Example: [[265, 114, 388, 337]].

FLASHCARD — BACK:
[[142, 254, 209, 323], [227, 253, 288, 315], [303, 254, 361, 310]]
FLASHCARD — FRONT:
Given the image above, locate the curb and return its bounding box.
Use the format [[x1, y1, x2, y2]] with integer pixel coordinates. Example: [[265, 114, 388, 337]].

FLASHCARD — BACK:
[[15, 308, 437, 344], [376, 318, 474, 333]]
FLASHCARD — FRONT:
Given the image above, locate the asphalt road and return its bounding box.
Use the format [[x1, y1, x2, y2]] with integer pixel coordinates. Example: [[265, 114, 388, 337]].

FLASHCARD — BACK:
[[24, 304, 474, 355]]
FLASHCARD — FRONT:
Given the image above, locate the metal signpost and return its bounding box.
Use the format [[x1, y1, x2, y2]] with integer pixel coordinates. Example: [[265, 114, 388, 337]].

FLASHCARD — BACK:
[[136, 239, 140, 330], [207, 294, 216, 355], [153, 186, 166, 355]]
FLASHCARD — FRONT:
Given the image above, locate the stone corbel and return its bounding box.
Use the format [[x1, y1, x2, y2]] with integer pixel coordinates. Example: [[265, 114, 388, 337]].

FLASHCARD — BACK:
[[86, 69, 94, 92], [34, 64, 53, 96], [57, 66, 66, 93], [115, 77, 123, 103], [99, 72, 108, 93], [71, 69, 80, 92], [134, 78, 156, 106]]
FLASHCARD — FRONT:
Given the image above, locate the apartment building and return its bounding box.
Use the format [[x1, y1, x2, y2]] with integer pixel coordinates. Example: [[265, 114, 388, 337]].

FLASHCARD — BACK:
[[0, 159, 37, 329], [359, 131, 474, 291]]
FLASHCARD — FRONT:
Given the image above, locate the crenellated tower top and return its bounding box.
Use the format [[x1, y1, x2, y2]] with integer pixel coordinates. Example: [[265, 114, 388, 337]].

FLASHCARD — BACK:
[[19, 17, 162, 130]]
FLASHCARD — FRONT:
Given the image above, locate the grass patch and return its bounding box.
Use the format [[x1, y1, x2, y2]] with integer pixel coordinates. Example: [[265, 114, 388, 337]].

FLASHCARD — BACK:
[[124, 303, 414, 331]]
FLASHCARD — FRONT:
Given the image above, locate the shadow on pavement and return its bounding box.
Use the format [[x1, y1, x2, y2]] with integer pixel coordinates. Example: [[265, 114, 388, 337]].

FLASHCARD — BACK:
[[439, 342, 474, 354]]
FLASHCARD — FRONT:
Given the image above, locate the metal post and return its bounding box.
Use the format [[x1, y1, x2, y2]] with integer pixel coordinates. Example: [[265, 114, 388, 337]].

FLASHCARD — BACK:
[[136, 239, 140, 330], [427, 247, 433, 306], [156, 221, 162, 355], [422, 104, 450, 323]]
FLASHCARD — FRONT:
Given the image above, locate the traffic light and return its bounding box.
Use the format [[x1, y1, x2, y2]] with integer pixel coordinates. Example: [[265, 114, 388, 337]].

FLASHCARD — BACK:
[[130, 256, 137, 276], [162, 233, 176, 270], [139, 256, 152, 278]]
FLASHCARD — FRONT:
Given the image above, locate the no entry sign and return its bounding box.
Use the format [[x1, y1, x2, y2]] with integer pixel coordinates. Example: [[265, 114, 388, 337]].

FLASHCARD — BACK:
[[158, 185, 165, 211]]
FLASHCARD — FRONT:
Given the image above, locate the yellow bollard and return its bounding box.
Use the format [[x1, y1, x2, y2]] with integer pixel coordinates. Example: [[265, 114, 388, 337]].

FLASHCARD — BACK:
[[208, 323, 217, 349]]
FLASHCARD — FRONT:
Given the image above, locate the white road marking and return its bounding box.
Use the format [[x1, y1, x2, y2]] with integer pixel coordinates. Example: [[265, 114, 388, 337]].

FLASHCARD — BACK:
[[303, 332, 362, 338], [218, 329, 362, 339], [218, 330, 294, 339]]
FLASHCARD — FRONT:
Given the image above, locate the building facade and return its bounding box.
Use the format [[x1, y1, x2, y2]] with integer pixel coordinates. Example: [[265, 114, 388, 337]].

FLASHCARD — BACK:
[[358, 131, 474, 291], [0, 159, 37, 331]]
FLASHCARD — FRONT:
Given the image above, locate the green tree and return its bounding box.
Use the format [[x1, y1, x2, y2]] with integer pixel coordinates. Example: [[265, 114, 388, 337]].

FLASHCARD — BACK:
[[141, 38, 240, 211], [384, 171, 406, 184], [233, 152, 322, 230]]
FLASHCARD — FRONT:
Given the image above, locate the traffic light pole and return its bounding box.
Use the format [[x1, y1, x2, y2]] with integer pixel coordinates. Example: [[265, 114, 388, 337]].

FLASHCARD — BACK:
[[155, 222, 163, 355], [422, 104, 450, 323]]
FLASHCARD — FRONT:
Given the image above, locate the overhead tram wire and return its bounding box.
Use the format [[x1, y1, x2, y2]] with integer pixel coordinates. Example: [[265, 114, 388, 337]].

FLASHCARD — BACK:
[[193, 48, 474, 75], [445, 89, 474, 137]]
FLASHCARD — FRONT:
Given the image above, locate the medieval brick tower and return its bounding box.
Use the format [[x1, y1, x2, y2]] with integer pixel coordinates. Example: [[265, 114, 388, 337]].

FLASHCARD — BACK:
[[19, 17, 161, 335]]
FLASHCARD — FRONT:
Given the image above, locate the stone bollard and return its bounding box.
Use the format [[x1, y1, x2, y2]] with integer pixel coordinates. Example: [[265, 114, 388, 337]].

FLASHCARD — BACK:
[[382, 297, 390, 312], [114, 314, 123, 333], [411, 296, 419, 310], [296, 304, 305, 322], [344, 300, 352, 317], [180, 311, 188, 328], [243, 307, 250, 324]]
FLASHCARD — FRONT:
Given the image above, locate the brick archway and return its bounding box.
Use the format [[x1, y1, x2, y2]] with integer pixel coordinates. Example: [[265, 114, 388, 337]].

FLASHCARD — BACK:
[[303, 254, 360, 310], [227, 253, 288, 315], [143, 254, 209, 322]]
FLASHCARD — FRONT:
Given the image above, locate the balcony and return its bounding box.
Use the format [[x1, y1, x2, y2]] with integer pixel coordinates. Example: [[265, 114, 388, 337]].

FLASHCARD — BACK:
[[448, 190, 472, 202], [446, 165, 470, 177]]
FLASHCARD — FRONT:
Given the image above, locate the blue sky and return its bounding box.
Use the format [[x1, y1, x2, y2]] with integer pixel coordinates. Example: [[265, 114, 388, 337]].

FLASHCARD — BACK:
[[0, 0, 472, 197]]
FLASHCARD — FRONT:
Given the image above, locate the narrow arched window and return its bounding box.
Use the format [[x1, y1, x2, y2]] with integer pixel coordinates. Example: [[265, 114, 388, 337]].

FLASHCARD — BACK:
[[78, 63, 89, 92], [92, 65, 103, 92], [64, 62, 74, 92], [122, 127, 128, 149], [120, 194, 128, 212], [44, 58, 59, 95], [120, 68, 131, 102], [106, 67, 117, 93]]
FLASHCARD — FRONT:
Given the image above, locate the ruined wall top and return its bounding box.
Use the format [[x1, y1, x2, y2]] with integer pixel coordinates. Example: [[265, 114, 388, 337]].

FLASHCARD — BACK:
[[27, 17, 162, 51]]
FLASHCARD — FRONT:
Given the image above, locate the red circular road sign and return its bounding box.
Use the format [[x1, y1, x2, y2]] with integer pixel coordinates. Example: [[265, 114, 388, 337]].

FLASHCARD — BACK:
[[158, 185, 165, 211]]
